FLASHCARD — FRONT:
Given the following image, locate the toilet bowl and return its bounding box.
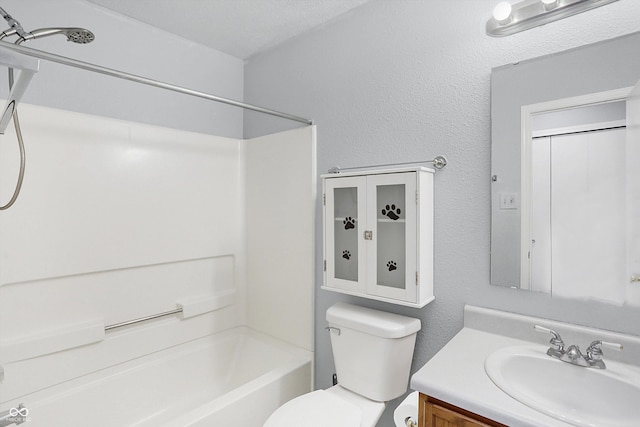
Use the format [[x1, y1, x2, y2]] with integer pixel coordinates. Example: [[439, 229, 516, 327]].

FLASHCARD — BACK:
[[264, 302, 421, 427], [263, 385, 385, 427]]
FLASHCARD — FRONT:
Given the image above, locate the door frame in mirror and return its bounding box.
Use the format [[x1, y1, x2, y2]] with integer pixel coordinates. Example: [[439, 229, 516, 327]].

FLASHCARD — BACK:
[[519, 86, 634, 289]]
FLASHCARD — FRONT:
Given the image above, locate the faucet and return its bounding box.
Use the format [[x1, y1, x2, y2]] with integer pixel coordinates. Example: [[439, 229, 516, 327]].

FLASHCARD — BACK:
[[0, 404, 28, 427], [534, 325, 623, 369]]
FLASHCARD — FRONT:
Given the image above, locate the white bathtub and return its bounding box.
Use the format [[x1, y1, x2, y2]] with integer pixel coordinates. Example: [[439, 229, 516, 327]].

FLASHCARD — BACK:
[[12, 327, 312, 427]]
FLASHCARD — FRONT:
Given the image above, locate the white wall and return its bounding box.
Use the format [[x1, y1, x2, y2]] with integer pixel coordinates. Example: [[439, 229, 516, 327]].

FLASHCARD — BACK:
[[0, 0, 244, 137], [243, 1, 640, 425]]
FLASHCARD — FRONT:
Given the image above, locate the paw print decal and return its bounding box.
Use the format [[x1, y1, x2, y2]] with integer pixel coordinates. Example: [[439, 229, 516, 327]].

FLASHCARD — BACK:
[[342, 250, 351, 260], [343, 217, 356, 230], [382, 204, 401, 220], [386, 260, 397, 271]]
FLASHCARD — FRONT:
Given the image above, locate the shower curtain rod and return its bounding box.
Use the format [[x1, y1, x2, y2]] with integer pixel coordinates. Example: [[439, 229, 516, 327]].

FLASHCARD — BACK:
[[0, 41, 313, 126]]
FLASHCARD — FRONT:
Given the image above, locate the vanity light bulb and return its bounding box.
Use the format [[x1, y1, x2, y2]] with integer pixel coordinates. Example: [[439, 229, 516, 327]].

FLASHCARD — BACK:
[[541, 0, 558, 10], [493, 2, 513, 24]]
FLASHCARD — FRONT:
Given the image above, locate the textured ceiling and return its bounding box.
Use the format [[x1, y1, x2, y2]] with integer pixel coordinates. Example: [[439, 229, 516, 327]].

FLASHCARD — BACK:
[[87, 0, 371, 59]]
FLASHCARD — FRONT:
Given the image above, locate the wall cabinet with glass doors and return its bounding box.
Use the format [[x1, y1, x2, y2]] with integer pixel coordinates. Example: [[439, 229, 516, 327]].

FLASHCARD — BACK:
[[322, 167, 434, 307]]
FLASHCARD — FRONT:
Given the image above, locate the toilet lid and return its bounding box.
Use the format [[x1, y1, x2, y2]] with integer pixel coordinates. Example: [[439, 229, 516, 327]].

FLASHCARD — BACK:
[[264, 390, 362, 427]]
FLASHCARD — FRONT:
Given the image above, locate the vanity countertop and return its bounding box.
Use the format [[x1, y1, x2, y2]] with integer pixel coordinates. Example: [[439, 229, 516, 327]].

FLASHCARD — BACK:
[[410, 305, 640, 427]]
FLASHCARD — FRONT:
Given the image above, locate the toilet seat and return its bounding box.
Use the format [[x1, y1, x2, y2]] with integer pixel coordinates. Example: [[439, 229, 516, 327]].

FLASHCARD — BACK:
[[263, 389, 362, 427]]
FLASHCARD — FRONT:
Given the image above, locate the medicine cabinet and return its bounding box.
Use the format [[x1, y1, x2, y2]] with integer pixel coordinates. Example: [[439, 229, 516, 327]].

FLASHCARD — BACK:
[[322, 167, 434, 307]]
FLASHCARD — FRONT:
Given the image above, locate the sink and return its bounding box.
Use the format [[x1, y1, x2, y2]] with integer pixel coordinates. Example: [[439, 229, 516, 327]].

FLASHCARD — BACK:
[[485, 346, 640, 427]]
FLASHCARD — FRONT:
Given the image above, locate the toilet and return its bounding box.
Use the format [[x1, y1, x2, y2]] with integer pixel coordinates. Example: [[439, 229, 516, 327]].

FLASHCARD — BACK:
[[264, 302, 421, 427]]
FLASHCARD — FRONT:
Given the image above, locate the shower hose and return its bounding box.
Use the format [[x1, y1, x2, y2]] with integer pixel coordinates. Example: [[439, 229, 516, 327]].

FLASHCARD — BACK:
[[0, 102, 25, 211], [0, 36, 26, 211]]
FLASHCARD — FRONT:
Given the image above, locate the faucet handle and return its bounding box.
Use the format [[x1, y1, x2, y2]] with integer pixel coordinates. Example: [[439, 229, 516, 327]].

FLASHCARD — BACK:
[[586, 340, 623, 361], [534, 325, 565, 351]]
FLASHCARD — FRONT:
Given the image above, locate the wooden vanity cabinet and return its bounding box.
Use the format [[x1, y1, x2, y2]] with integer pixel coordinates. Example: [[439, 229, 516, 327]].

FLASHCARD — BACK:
[[418, 394, 507, 427]]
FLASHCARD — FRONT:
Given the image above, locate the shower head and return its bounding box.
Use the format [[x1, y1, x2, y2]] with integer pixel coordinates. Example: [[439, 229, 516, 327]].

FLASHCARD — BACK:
[[18, 27, 95, 44]]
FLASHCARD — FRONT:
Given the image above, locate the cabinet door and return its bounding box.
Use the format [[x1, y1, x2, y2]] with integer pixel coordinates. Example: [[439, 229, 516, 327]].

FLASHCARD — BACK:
[[424, 403, 496, 427], [324, 176, 367, 293], [419, 394, 507, 427], [366, 172, 417, 302]]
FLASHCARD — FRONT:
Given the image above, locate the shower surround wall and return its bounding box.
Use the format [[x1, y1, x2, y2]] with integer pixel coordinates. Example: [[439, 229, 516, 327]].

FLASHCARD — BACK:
[[243, 1, 640, 426], [0, 104, 245, 397], [0, 102, 316, 421]]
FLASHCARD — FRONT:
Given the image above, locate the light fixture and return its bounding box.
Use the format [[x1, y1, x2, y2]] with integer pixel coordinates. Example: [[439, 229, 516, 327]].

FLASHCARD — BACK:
[[486, 0, 620, 37], [493, 2, 513, 24]]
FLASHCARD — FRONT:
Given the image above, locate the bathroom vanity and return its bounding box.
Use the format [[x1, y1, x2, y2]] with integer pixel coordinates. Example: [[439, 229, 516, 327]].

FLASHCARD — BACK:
[[418, 393, 505, 427], [410, 306, 640, 427]]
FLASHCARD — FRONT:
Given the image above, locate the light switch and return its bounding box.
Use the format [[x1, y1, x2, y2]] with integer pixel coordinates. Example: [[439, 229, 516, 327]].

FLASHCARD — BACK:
[[499, 193, 518, 210]]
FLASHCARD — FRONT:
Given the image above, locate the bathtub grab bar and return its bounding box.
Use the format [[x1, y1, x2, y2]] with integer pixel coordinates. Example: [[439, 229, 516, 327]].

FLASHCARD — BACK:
[[105, 291, 236, 331], [105, 308, 183, 331]]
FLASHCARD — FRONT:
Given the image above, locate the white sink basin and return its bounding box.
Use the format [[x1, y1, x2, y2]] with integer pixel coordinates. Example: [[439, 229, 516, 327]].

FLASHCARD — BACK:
[[485, 346, 640, 427]]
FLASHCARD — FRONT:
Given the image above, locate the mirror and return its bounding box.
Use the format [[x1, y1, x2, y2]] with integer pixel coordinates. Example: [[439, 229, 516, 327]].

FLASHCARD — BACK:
[[490, 31, 640, 303]]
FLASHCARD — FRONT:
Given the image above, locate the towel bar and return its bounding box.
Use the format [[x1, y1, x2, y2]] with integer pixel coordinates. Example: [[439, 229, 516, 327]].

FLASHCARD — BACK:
[[104, 308, 183, 331]]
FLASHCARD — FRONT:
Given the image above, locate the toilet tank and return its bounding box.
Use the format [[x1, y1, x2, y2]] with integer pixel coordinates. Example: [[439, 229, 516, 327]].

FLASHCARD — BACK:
[[326, 303, 421, 402]]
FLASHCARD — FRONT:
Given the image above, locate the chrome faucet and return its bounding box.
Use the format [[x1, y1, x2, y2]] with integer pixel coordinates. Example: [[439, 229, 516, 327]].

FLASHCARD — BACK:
[[0, 404, 28, 427], [534, 325, 623, 369]]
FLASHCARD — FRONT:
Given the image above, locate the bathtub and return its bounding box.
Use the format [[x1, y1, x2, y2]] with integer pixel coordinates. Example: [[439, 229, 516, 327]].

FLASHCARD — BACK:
[[11, 326, 312, 427]]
